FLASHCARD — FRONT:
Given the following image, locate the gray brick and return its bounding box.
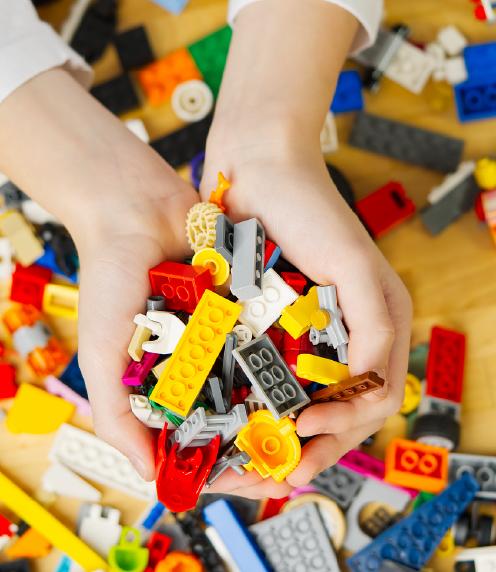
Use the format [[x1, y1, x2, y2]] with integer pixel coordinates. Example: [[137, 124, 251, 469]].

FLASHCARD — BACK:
[[349, 112, 464, 173], [233, 334, 310, 419], [311, 464, 365, 510], [231, 218, 265, 301], [215, 214, 234, 265], [250, 503, 340, 572], [449, 453, 496, 499]]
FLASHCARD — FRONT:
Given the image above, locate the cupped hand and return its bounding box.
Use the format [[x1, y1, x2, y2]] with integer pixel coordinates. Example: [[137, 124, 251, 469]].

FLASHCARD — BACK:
[[75, 174, 199, 481], [200, 137, 412, 498]]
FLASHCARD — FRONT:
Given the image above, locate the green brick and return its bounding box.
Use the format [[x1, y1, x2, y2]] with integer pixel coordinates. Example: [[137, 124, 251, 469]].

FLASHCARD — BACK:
[[188, 26, 232, 97]]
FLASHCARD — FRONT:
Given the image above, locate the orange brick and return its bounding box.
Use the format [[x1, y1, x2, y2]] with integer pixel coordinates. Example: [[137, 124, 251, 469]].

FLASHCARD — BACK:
[[138, 48, 202, 105], [5, 527, 51, 559], [385, 438, 448, 493]]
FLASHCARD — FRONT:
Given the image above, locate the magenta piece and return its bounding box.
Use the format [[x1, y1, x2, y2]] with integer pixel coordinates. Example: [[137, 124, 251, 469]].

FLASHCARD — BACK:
[[339, 449, 417, 498], [288, 485, 319, 500], [122, 352, 159, 386], [44, 375, 91, 417]]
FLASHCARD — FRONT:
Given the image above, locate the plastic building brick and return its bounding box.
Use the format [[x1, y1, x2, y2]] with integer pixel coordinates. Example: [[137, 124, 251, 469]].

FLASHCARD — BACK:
[[41, 283, 79, 320], [349, 112, 464, 173], [221, 332, 237, 410], [49, 424, 155, 500], [13, 322, 50, 358], [0, 363, 17, 400], [0, 211, 44, 266], [206, 451, 251, 486], [417, 394, 461, 420], [128, 322, 153, 362], [356, 182, 416, 238], [339, 448, 385, 480], [122, 352, 159, 386], [426, 326, 465, 402], [252, 502, 341, 571], [156, 551, 203, 571], [311, 463, 365, 510], [155, 427, 220, 511], [475, 157, 496, 190], [427, 161, 475, 204], [138, 48, 201, 106], [361, 506, 402, 539], [315, 285, 349, 362], [400, 373, 422, 414], [237, 268, 298, 337], [437, 25, 467, 56], [108, 527, 149, 572], [234, 410, 301, 482], [208, 171, 230, 212], [45, 375, 90, 416], [282, 330, 315, 388], [145, 531, 172, 571], [233, 334, 310, 418], [6, 384, 74, 434], [281, 271, 307, 295], [78, 504, 122, 560], [231, 218, 265, 300], [385, 438, 448, 493], [296, 354, 349, 385], [187, 26, 232, 97], [5, 527, 51, 559], [170, 404, 248, 449], [151, 113, 212, 168], [311, 371, 385, 403], [0, 560, 30, 572], [151, 0, 189, 14], [449, 453, 496, 499], [42, 462, 101, 502], [279, 285, 319, 339], [384, 41, 435, 94], [420, 174, 480, 234], [202, 499, 269, 572], [141, 312, 186, 354], [455, 546, 496, 570], [0, 238, 13, 281], [66, 0, 117, 63], [455, 73, 496, 122], [0, 471, 108, 572], [10, 264, 52, 310], [345, 477, 413, 552], [130, 394, 170, 429], [347, 473, 479, 571], [186, 201, 223, 253], [354, 26, 410, 91], [215, 214, 234, 264], [148, 260, 213, 313], [3, 304, 39, 333], [264, 239, 282, 271], [134, 501, 166, 533], [330, 70, 364, 113], [60, 353, 88, 399], [114, 26, 154, 70], [150, 290, 241, 416], [90, 74, 139, 116], [191, 247, 230, 286], [206, 376, 226, 413], [171, 79, 214, 123]]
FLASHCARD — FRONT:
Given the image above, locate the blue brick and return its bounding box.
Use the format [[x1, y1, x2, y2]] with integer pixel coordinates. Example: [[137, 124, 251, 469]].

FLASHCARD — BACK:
[[60, 353, 87, 399], [331, 70, 364, 113], [264, 245, 282, 271], [142, 501, 166, 530], [203, 499, 270, 572], [55, 556, 71, 572], [347, 473, 479, 571], [150, 0, 189, 14], [454, 78, 496, 122], [36, 245, 78, 283], [464, 42, 496, 77]]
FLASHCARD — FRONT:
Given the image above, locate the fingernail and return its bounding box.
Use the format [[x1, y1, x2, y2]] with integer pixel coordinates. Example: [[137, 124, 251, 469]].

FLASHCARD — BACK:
[[130, 455, 154, 481]]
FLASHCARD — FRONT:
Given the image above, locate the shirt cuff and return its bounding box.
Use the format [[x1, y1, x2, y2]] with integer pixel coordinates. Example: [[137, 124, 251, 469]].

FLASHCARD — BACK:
[[0, 21, 93, 103], [227, 0, 383, 54]]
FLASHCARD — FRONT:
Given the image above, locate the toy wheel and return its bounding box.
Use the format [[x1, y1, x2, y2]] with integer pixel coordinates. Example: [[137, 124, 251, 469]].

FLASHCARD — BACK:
[[410, 412, 460, 451]]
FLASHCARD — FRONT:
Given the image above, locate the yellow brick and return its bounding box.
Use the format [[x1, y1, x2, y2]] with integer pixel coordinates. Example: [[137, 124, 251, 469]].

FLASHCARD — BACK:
[[42, 283, 79, 320], [128, 324, 152, 361], [150, 290, 241, 417], [279, 286, 319, 339], [296, 354, 349, 385]]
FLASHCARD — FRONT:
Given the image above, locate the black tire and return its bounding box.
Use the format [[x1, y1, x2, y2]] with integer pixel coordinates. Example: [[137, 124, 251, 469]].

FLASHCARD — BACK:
[[475, 515, 494, 546], [410, 412, 461, 451], [454, 514, 470, 546]]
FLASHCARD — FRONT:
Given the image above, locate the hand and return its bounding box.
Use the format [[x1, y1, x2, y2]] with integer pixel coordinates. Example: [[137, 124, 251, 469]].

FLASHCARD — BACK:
[[200, 130, 412, 498], [75, 173, 198, 481]]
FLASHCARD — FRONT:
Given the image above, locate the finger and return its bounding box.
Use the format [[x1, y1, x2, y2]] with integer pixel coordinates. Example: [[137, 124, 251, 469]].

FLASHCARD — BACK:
[[204, 468, 292, 499], [78, 249, 160, 481], [287, 419, 385, 488], [226, 479, 293, 500]]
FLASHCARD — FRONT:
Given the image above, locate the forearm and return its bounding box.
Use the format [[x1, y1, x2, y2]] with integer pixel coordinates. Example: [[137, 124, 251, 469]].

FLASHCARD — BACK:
[[210, 0, 358, 147], [0, 68, 183, 249]]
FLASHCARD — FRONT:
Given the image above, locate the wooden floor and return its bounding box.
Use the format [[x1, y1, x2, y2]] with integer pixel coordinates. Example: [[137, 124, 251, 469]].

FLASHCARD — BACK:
[[1, 0, 496, 570]]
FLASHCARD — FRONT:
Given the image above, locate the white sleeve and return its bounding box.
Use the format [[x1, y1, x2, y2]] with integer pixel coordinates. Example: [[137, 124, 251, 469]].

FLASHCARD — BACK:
[[227, 0, 383, 53], [0, 0, 93, 103]]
